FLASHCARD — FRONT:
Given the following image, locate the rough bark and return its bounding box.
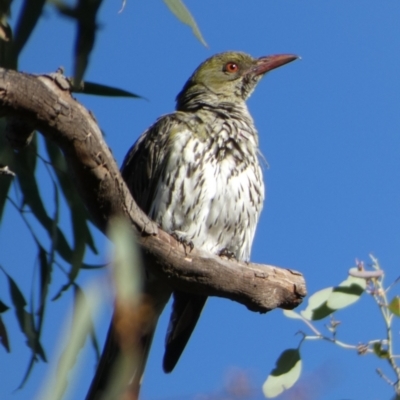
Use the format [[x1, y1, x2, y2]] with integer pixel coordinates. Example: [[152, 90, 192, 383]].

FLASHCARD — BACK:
[[0, 68, 306, 313]]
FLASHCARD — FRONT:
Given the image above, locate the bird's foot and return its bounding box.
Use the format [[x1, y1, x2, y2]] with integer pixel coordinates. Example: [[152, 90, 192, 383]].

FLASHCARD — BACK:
[[218, 248, 237, 260], [172, 233, 194, 255]]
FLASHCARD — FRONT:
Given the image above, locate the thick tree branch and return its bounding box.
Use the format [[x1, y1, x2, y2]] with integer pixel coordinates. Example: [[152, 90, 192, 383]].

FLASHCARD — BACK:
[[0, 68, 306, 313]]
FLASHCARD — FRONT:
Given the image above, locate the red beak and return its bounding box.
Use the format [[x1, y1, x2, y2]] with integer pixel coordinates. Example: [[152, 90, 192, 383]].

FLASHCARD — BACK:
[[252, 54, 299, 76]]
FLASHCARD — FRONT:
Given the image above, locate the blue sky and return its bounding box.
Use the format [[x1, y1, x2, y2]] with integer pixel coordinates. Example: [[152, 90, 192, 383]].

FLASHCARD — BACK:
[[1, 1, 400, 399]]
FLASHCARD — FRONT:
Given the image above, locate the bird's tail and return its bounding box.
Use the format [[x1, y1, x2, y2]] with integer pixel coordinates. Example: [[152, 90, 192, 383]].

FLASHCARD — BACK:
[[163, 292, 207, 373]]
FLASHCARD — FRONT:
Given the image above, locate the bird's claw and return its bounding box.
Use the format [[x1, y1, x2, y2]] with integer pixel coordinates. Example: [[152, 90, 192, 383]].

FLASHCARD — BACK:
[[172, 233, 194, 255], [218, 248, 237, 260]]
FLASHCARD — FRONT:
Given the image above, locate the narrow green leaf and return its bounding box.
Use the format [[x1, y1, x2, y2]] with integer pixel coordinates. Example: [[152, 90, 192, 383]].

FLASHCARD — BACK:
[[389, 296, 400, 317], [12, 0, 47, 56], [0, 1, 16, 68], [17, 246, 53, 386], [163, 0, 207, 47], [14, 140, 83, 266], [0, 119, 15, 221], [37, 244, 52, 322], [0, 315, 10, 352], [51, 1, 75, 18], [109, 217, 143, 302], [17, 357, 36, 389], [44, 284, 101, 400], [68, 217, 86, 289], [80, 263, 106, 270], [5, 267, 27, 308], [89, 324, 101, 362], [0, 266, 46, 361], [263, 349, 302, 398], [0, 299, 9, 313], [73, 81, 143, 98], [73, 0, 103, 83], [45, 139, 97, 254]]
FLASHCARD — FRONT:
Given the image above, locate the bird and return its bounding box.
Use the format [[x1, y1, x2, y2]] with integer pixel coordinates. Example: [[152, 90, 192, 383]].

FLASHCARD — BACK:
[[86, 51, 298, 399]]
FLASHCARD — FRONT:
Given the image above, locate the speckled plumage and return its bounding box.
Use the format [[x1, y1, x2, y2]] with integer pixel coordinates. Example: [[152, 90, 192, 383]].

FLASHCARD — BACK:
[[122, 104, 264, 261], [120, 52, 299, 374], [86, 52, 298, 399]]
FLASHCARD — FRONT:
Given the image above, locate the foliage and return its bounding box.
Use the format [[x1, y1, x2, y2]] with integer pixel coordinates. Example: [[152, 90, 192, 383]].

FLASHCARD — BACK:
[[263, 255, 400, 398], [0, 0, 204, 389]]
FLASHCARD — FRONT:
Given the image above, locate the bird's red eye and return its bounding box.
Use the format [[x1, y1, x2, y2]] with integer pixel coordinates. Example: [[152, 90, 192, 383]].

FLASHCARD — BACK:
[[224, 62, 239, 73]]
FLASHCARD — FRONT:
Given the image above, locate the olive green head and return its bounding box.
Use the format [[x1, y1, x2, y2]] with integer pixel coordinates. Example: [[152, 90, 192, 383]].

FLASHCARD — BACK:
[[176, 51, 298, 110]]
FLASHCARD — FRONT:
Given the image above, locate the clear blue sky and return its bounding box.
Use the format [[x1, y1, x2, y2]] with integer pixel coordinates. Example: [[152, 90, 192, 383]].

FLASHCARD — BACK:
[[1, 1, 400, 399]]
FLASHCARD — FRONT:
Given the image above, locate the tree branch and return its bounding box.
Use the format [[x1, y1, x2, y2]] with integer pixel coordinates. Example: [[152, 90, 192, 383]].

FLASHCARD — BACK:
[[0, 68, 306, 313]]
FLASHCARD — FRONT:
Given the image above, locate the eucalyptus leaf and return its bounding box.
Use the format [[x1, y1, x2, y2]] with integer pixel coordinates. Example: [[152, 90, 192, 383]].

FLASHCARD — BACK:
[[74, 81, 143, 98], [0, 299, 10, 313], [262, 348, 302, 398], [0, 315, 10, 352], [163, 0, 207, 47], [0, 121, 14, 221], [373, 342, 389, 359], [301, 287, 333, 320], [13, 0, 47, 56], [45, 140, 97, 254], [73, 0, 103, 83], [283, 309, 302, 319], [389, 296, 400, 317], [0, 266, 46, 361], [327, 276, 365, 310]]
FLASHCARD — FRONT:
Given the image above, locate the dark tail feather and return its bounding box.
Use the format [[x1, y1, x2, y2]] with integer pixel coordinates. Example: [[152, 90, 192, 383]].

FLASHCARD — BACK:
[[163, 292, 207, 373]]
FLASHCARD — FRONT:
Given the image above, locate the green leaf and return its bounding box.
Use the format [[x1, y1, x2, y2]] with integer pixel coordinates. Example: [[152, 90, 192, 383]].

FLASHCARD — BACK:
[[16, 245, 52, 388], [109, 217, 143, 302], [13, 0, 47, 57], [0, 266, 46, 361], [73, 0, 103, 83], [301, 287, 333, 320], [163, 0, 207, 47], [327, 275, 365, 310], [0, 315, 10, 352], [80, 263, 106, 269], [262, 349, 302, 398], [37, 244, 52, 322], [14, 140, 86, 269], [89, 323, 101, 362], [40, 284, 103, 400], [66, 208, 87, 293], [0, 119, 15, 221], [301, 275, 365, 321], [0, 1, 15, 68], [73, 81, 143, 98], [389, 296, 400, 317], [283, 309, 302, 319], [45, 140, 97, 254], [373, 342, 389, 359], [0, 299, 9, 313]]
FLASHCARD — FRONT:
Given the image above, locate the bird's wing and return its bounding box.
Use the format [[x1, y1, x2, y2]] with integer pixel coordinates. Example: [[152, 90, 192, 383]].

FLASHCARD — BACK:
[[121, 114, 180, 214], [122, 113, 208, 374], [86, 115, 183, 400]]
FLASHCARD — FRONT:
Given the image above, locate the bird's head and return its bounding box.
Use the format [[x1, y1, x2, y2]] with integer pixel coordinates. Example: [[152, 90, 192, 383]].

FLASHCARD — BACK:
[[176, 51, 298, 110]]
